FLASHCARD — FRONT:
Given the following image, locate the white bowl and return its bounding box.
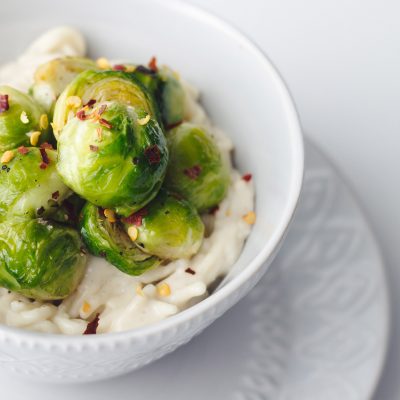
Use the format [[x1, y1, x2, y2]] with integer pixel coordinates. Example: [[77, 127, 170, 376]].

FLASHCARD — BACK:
[[0, 0, 303, 382]]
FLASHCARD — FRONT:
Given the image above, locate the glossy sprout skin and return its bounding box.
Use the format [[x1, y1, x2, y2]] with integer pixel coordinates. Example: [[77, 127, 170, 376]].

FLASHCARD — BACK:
[[164, 123, 230, 212], [53, 70, 156, 139], [125, 190, 204, 260], [0, 217, 86, 300], [132, 66, 185, 129], [79, 202, 160, 276], [31, 56, 97, 115], [0, 86, 50, 152], [57, 102, 168, 216], [0, 147, 71, 221]]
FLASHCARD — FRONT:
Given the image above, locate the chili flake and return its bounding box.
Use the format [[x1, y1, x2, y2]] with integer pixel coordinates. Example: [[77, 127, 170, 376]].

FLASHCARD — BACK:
[[242, 173, 252, 182], [144, 145, 161, 165], [148, 56, 158, 72], [39, 148, 50, 165], [0, 94, 9, 113], [157, 282, 171, 297], [104, 208, 116, 223], [185, 267, 196, 275], [52, 191, 59, 200], [123, 208, 148, 226], [113, 64, 126, 71], [40, 142, 53, 150], [17, 146, 29, 155], [76, 109, 88, 120], [83, 313, 100, 335], [166, 120, 183, 130], [183, 165, 202, 180], [39, 162, 48, 169], [89, 145, 99, 152], [243, 211, 256, 225], [127, 226, 138, 241], [97, 104, 107, 116], [84, 99, 96, 108], [99, 118, 112, 129]]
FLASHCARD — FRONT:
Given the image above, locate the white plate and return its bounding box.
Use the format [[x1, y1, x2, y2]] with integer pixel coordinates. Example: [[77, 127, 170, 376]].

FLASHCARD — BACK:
[[0, 140, 389, 399]]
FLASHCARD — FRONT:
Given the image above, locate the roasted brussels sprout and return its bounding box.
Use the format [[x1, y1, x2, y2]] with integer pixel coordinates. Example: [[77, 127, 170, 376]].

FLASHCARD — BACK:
[[79, 202, 160, 276], [50, 193, 85, 227], [0, 217, 86, 300], [31, 56, 97, 114], [164, 123, 230, 212], [53, 70, 156, 138], [0, 86, 50, 152], [57, 101, 168, 216], [124, 190, 204, 260], [132, 65, 185, 128], [0, 146, 71, 221]]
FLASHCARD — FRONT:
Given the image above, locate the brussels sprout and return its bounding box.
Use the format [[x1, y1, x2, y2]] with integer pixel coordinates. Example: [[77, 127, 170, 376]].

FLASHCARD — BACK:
[[53, 70, 156, 138], [0, 147, 71, 221], [0, 86, 50, 152], [31, 56, 97, 115], [57, 101, 168, 216], [79, 202, 159, 276], [0, 217, 86, 300], [164, 123, 230, 212], [132, 65, 184, 128], [124, 190, 204, 259], [50, 193, 85, 227]]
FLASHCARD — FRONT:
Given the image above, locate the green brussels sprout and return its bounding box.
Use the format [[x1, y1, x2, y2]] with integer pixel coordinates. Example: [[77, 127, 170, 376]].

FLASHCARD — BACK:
[[132, 65, 185, 128], [50, 193, 85, 227], [53, 70, 156, 138], [0, 217, 86, 300], [0, 147, 71, 221], [124, 190, 204, 260], [164, 123, 230, 212], [0, 86, 50, 152], [79, 202, 160, 276], [31, 56, 97, 115], [57, 101, 168, 216]]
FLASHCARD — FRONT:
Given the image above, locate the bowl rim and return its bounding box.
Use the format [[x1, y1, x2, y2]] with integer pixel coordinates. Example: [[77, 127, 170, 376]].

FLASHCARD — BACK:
[[0, 0, 304, 344]]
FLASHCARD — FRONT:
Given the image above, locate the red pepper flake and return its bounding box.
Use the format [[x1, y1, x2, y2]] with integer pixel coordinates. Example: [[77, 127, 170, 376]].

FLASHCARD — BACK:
[[39, 162, 48, 169], [76, 109, 88, 120], [99, 118, 112, 129], [185, 267, 196, 275], [89, 145, 99, 152], [52, 191, 59, 200], [98, 207, 105, 217], [123, 208, 148, 226], [40, 142, 53, 150], [135, 65, 156, 76], [39, 148, 50, 165], [113, 64, 126, 71], [0, 94, 9, 113], [97, 104, 107, 116], [83, 313, 100, 335], [183, 165, 202, 180], [144, 145, 161, 165], [148, 56, 158, 72], [242, 173, 252, 182], [84, 99, 96, 108], [17, 146, 29, 155], [208, 205, 219, 215]]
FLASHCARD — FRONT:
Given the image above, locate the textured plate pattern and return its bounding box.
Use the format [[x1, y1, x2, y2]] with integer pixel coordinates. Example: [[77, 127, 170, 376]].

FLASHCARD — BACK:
[[233, 141, 388, 400], [0, 141, 388, 400]]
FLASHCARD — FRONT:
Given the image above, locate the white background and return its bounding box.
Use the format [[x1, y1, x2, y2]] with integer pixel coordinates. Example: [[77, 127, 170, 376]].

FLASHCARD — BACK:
[[187, 1, 400, 399]]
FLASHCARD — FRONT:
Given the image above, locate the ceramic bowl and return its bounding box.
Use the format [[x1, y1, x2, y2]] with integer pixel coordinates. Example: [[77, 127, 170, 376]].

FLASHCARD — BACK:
[[0, 0, 303, 382]]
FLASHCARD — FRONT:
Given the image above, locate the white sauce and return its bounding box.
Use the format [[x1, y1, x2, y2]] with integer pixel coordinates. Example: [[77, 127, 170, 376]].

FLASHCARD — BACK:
[[0, 28, 254, 334]]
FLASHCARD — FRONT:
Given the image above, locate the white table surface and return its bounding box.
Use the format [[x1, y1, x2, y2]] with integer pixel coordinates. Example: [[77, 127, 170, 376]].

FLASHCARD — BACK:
[[187, 1, 400, 399]]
